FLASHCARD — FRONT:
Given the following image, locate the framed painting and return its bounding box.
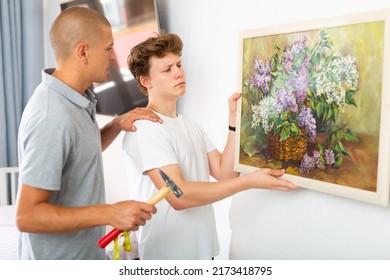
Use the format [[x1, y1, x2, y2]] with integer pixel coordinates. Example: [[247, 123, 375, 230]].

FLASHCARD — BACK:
[[234, 9, 390, 206]]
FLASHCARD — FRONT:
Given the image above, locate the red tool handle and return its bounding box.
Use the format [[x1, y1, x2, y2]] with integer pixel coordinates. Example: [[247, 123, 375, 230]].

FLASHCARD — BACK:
[[98, 228, 122, 249], [98, 187, 171, 249]]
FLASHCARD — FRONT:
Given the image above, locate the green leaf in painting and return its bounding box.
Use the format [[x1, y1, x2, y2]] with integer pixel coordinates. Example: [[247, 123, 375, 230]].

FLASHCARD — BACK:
[[280, 128, 290, 142], [345, 129, 359, 142], [334, 156, 343, 167]]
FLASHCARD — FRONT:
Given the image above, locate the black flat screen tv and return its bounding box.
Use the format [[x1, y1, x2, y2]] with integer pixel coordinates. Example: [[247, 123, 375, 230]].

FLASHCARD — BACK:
[[60, 0, 161, 115]]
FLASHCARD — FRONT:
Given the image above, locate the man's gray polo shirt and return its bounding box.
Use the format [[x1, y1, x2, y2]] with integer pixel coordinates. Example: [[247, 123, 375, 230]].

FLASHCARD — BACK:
[[18, 68, 106, 259]]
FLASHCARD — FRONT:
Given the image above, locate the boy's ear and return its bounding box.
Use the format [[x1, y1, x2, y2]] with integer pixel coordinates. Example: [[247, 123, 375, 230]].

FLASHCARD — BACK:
[[140, 76, 151, 89]]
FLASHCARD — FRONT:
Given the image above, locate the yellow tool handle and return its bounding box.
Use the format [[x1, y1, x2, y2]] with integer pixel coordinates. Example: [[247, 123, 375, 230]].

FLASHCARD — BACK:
[[146, 186, 171, 205]]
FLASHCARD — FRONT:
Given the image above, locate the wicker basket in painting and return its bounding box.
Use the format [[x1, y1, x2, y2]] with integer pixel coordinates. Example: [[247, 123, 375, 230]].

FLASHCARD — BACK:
[[267, 129, 307, 161]]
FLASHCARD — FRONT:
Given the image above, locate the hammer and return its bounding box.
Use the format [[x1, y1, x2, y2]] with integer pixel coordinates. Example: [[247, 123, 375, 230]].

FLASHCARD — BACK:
[[97, 169, 183, 249]]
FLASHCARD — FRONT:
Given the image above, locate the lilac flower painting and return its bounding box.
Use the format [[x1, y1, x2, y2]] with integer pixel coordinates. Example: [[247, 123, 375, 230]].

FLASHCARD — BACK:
[[235, 11, 390, 206]]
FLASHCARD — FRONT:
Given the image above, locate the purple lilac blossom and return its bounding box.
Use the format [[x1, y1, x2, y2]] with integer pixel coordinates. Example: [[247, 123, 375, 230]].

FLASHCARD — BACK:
[[282, 36, 308, 72], [250, 58, 271, 95], [282, 49, 294, 71], [290, 74, 308, 103], [290, 73, 307, 92], [312, 150, 324, 169], [290, 55, 310, 103], [296, 90, 307, 104], [291, 36, 307, 54], [324, 149, 335, 166], [298, 107, 316, 141], [276, 89, 298, 114], [299, 153, 315, 173]]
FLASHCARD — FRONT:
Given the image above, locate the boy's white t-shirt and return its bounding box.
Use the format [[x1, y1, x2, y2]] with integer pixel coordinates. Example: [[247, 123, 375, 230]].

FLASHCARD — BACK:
[[122, 113, 220, 260]]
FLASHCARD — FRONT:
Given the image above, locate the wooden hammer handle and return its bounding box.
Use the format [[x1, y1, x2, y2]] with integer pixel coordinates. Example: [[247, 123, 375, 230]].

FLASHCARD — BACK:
[[97, 186, 171, 249], [146, 186, 171, 205]]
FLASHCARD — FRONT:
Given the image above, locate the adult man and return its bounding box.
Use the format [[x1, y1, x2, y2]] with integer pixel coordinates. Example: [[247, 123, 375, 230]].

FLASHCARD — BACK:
[[16, 7, 158, 260]]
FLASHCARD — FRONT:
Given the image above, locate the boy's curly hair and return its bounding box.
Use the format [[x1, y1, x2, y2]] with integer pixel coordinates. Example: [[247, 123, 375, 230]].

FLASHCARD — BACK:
[[127, 33, 183, 95]]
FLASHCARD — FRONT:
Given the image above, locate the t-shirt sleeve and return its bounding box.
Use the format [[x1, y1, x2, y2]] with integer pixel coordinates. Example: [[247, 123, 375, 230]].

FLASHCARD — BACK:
[[19, 119, 72, 190], [123, 120, 178, 173], [199, 126, 216, 153]]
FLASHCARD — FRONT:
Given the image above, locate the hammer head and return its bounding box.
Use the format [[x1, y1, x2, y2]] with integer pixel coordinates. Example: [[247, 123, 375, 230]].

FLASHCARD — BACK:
[[159, 169, 183, 198]]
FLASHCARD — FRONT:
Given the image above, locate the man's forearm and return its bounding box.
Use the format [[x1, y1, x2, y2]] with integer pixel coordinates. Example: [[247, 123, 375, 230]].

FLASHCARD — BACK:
[[100, 118, 121, 151]]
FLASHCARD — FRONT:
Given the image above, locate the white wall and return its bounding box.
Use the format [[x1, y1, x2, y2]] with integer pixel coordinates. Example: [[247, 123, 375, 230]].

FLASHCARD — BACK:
[[43, 0, 60, 68], [159, 0, 390, 259], [44, 0, 390, 260]]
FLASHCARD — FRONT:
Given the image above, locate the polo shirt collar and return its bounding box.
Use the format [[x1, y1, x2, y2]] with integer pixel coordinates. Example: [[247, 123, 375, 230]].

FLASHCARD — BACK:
[[42, 68, 97, 109]]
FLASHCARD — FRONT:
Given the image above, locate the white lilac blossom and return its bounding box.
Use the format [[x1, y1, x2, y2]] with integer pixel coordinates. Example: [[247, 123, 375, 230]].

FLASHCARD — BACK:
[[251, 95, 277, 133], [313, 54, 359, 111]]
